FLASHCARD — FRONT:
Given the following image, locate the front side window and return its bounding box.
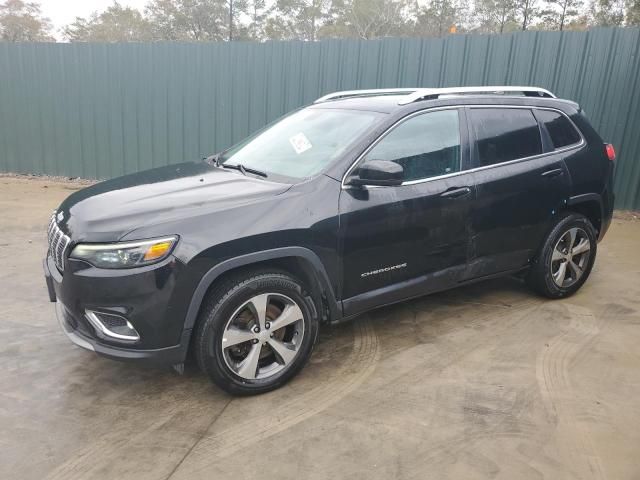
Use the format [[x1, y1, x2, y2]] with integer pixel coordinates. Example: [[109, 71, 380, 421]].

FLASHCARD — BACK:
[[361, 109, 461, 182], [470, 108, 542, 167], [536, 109, 581, 149], [221, 108, 382, 181]]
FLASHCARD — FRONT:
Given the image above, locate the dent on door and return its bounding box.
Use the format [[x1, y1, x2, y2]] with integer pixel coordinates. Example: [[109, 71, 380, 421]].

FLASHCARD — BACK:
[[466, 155, 571, 279]]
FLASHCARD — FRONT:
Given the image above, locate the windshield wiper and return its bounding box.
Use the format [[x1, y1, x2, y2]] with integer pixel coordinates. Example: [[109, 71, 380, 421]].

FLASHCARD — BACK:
[[204, 153, 268, 178], [203, 152, 222, 167], [221, 163, 268, 178]]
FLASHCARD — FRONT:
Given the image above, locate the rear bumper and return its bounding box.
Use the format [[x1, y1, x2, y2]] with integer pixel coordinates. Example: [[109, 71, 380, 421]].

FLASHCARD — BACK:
[[598, 190, 614, 242], [599, 209, 612, 242], [44, 256, 191, 366]]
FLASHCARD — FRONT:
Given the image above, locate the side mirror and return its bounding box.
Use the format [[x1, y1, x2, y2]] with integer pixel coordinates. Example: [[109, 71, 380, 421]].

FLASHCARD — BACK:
[[346, 160, 403, 187]]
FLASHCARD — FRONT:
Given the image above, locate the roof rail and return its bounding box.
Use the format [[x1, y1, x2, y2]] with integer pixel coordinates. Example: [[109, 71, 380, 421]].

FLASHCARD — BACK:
[[397, 86, 555, 105], [314, 88, 417, 103]]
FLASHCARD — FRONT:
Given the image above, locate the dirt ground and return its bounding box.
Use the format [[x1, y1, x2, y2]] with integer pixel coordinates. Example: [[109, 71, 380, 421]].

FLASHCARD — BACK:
[[1, 175, 639, 480]]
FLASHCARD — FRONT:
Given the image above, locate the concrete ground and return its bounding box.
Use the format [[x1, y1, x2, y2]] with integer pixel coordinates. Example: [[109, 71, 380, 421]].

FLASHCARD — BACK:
[[1, 175, 640, 480]]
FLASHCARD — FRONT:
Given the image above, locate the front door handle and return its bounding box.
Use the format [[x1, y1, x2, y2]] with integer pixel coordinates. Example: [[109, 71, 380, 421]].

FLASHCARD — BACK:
[[541, 168, 564, 178], [440, 186, 472, 199]]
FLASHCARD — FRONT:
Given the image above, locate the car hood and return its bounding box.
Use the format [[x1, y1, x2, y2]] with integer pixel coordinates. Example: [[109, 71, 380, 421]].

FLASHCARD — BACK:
[[57, 162, 291, 242]]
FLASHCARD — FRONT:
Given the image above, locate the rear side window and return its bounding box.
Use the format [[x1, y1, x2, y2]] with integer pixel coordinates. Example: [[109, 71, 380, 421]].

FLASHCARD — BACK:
[[470, 108, 542, 166], [536, 109, 581, 149]]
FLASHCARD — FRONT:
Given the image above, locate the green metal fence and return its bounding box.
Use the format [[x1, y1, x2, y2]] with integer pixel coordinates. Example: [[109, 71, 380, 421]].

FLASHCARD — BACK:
[[1, 28, 639, 208]]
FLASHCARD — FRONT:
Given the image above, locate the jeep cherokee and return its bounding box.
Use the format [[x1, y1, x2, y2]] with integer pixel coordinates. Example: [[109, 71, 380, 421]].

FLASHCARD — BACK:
[[44, 86, 615, 395]]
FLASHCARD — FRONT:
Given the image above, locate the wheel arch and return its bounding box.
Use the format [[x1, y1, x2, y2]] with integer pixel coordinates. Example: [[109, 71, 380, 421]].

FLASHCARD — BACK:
[[566, 193, 604, 238], [183, 247, 341, 334]]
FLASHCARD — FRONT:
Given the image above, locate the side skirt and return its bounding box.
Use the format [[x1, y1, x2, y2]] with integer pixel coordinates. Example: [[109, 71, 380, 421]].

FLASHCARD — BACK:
[[337, 265, 527, 323]]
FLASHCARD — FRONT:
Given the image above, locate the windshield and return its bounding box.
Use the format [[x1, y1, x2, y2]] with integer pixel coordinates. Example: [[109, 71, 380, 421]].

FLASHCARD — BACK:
[[220, 108, 382, 180]]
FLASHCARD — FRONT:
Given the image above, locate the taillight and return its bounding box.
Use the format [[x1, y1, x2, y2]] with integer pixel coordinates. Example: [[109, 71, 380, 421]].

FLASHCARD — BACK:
[[605, 143, 616, 161]]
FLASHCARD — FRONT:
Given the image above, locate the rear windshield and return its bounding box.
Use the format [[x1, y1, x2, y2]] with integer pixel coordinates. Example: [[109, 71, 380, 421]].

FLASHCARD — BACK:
[[220, 108, 382, 180]]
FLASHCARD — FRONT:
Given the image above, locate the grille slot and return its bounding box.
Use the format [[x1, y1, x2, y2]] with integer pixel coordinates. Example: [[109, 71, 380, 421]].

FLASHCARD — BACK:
[[47, 214, 71, 272]]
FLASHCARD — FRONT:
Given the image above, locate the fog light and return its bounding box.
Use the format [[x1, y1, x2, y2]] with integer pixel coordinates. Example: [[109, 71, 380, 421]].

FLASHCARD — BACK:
[[85, 310, 140, 342]]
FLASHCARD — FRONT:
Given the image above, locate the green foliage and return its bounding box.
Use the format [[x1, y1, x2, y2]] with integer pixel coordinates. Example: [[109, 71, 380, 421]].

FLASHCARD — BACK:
[[540, 0, 584, 30], [514, 0, 539, 29], [416, 0, 468, 36], [474, 0, 519, 33], [145, 0, 230, 40], [0, 0, 52, 41], [242, 0, 269, 40], [626, 0, 640, 24], [64, 2, 153, 42], [590, 0, 625, 25], [3, 0, 640, 43], [264, 0, 333, 41], [334, 0, 411, 39]]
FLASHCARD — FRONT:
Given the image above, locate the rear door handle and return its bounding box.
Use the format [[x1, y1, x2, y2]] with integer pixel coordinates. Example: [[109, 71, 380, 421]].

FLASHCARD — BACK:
[[541, 168, 564, 178], [440, 186, 472, 199]]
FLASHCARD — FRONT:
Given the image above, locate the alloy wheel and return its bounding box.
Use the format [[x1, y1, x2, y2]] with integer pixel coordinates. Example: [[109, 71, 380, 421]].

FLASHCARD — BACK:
[[221, 293, 305, 380], [550, 227, 591, 288]]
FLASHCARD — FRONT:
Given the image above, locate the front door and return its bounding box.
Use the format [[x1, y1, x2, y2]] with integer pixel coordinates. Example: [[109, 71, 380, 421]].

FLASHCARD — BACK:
[[339, 108, 475, 316]]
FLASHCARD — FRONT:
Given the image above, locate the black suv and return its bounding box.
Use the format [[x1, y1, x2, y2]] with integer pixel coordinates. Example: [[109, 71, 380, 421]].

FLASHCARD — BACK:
[[44, 86, 615, 395]]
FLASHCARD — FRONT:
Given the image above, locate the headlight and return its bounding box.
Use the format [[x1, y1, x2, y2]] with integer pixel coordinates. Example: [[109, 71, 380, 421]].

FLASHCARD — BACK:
[[70, 236, 178, 269]]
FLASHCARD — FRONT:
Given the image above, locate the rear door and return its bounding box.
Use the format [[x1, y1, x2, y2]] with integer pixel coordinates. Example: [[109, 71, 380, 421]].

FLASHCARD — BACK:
[[465, 106, 572, 279]]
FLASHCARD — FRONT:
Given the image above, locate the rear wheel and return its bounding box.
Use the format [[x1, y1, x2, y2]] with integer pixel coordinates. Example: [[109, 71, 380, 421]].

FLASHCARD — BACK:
[[527, 213, 597, 298], [194, 271, 319, 395]]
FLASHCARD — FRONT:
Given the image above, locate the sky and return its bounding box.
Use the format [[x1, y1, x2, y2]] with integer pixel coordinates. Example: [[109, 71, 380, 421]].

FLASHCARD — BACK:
[[38, 0, 148, 38]]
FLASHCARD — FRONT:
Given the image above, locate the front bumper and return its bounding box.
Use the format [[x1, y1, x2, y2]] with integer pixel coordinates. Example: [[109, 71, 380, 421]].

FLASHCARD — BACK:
[[44, 255, 191, 366]]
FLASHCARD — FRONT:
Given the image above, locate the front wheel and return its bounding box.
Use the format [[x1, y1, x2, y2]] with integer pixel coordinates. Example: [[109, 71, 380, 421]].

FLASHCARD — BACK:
[[527, 213, 597, 299], [194, 271, 319, 395]]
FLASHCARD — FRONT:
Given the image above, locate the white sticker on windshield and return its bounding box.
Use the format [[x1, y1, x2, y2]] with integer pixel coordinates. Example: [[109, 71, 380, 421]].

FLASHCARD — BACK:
[[289, 132, 313, 154]]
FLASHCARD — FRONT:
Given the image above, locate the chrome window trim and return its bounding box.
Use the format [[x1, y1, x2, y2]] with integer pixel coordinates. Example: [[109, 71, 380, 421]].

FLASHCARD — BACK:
[[341, 104, 584, 190]]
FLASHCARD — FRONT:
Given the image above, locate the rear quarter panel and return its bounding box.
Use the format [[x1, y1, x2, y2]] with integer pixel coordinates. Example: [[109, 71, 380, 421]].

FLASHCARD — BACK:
[[563, 109, 611, 198]]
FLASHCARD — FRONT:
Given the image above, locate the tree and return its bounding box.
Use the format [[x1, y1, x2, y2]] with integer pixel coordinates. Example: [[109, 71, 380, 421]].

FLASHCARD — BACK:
[[64, 2, 153, 42], [515, 0, 539, 29], [589, 0, 624, 25], [562, 12, 589, 28], [0, 0, 52, 41], [265, 0, 333, 41], [626, 0, 640, 24], [337, 0, 410, 39], [145, 0, 229, 41], [541, 0, 583, 29], [473, 0, 518, 33], [242, 0, 269, 40], [415, 0, 468, 37], [224, 0, 249, 40]]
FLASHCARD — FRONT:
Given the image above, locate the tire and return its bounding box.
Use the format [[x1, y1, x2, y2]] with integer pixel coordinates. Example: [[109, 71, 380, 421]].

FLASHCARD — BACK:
[[527, 213, 597, 299], [194, 270, 319, 395]]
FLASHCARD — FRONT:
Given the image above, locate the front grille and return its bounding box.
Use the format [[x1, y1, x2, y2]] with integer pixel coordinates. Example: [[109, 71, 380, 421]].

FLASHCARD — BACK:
[[47, 213, 71, 272]]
